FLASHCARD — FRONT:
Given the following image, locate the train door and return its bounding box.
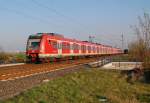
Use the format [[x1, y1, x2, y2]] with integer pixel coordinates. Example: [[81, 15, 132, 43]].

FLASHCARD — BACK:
[[78, 44, 81, 55], [58, 41, 62, 56], [70, 42, 73, 55]]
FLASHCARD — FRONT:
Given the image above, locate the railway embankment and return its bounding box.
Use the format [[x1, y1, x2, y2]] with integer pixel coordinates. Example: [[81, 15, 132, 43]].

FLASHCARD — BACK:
[[1, 68, 150, 103], [0, 56, 149, 103], [0, 64, 86, 100]]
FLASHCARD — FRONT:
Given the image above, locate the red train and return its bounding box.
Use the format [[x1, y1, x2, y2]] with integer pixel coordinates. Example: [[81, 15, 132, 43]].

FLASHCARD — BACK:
[[26, 33, 122, 62]]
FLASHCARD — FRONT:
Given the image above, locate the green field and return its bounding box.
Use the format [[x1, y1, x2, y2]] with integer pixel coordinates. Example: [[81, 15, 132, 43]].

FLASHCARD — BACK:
[[2, 68, 150, 103]]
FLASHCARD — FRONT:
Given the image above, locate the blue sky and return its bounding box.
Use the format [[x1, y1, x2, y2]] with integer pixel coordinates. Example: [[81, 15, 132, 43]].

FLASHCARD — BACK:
[[0, 0, 150, 51]]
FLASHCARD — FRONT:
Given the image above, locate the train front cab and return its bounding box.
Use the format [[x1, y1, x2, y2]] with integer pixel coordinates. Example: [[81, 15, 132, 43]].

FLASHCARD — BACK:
[[26, 35, 42, 63]]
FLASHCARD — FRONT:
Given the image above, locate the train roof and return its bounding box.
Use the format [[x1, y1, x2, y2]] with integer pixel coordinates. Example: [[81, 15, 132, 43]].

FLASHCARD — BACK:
[[29, 33, 64, 38], [29, 33, 122, 50]]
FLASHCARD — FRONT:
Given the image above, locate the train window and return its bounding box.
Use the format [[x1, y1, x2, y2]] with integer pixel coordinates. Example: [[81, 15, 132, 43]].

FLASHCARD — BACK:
[[78, 45, 80, 50], [73, 44, 75, 50], [81, 45, 86, 52], [97, 47, 99, 53], [84, 46, 86, 52], [93, 46, 95, 52], [73, 43, 79, 50], [31, 42, 39, 50], [103, 47, 105, 53], [62, 43, 65, 49], [88, 46, 91, 52], [67, 43, 70, 49], [81, 45, 83, 51], [28, 39, 40, 50], [99, 47, 101, 53], [49, 40, 58, 49], [81, 45, 83, 50], [77, 44, 79, 50], [52, 42, 57, 49], [62, 42, 70, 49], [62, 43, 66, 49]]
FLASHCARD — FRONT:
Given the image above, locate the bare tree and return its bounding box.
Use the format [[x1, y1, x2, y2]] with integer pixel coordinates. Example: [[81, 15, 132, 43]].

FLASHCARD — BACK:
[[129, 12, 150, 69]]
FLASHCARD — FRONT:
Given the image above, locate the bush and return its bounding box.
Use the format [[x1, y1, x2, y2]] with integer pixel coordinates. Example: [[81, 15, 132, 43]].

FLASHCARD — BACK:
[[0, 52, 26, 64], [0, 52, 12, 64]]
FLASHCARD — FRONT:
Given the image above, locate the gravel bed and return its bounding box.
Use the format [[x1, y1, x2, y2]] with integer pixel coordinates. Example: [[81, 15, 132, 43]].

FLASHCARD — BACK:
[[0, 65, 85, 100]]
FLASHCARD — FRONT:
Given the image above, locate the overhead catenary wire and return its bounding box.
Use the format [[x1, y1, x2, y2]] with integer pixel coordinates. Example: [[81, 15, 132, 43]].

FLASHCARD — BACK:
[[0, 7, 121, 48], [30, 0, 90, 31], [12, 0, 65, 23], [89, 34, 122, 48], [0, 1, 123, 48], [0, 6, 65, 30], [91, 33, 122, 42], [6, 0, 89, 36]]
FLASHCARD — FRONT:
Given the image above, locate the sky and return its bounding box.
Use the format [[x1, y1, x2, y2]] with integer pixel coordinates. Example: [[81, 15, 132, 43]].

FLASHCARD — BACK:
[[0, 0, 150, 51]]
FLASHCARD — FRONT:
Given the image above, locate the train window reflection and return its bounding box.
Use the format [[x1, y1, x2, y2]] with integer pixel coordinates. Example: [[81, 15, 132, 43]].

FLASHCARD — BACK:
[[30, 42, 39, 50]]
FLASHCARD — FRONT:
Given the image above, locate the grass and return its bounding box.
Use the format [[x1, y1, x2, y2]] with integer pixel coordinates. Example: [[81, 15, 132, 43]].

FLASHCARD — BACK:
[[13, 52, 26, 63], [1, 68, 150, 103]]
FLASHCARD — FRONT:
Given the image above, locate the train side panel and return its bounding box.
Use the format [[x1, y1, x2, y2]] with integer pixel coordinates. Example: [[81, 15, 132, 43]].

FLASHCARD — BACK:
[[26, 33, 123, 62]]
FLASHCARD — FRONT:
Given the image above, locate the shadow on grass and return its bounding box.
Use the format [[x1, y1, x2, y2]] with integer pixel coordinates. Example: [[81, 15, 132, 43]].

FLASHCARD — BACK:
[[137, 93, 150, 103], [143, 70, 150, 84]]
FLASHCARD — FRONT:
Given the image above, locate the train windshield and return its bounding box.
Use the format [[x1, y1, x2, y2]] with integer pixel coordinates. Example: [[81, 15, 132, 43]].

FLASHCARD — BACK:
[[27, 39, 40, 50]]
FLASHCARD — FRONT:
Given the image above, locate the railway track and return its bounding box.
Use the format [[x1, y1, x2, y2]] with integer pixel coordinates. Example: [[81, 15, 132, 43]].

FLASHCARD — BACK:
[[0, 58, 98, 81]]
